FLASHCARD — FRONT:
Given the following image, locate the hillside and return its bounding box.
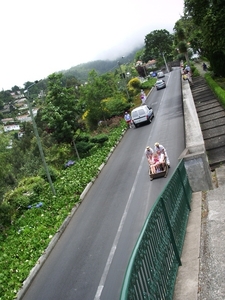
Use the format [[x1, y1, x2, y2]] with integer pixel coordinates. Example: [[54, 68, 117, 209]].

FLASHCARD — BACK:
[[60, 47, 141, 83]]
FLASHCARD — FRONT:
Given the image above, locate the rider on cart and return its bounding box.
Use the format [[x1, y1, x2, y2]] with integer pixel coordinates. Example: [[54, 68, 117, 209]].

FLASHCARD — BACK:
[[154, 142, 170, 168], [145, 146, 154, 164]]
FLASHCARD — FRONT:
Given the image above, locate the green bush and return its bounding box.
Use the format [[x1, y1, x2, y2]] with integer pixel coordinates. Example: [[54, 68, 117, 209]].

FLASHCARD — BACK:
[[33, 180, 47, 195], [192, 67, 200, 77], [190, 65, 199, 77], [205, 74, 225, 108], [76, 133, 90, 142], [128, 77, 141, 89], [90, 134, 108, 144], [140, 77, 157, 89], [76, 141, 95, 156], [103, 97, 130, 117], [127, 78, 141, 97], [38, 166, 59, 183], [0, 203, 12, 231]]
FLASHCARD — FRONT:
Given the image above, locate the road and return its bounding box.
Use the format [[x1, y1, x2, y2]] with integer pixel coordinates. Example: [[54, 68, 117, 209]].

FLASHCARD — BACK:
[[21, 67, 185, 300]]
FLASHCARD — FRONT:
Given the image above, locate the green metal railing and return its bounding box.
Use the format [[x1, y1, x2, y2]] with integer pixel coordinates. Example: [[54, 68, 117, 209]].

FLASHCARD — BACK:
[[120, 159, 192, 300]]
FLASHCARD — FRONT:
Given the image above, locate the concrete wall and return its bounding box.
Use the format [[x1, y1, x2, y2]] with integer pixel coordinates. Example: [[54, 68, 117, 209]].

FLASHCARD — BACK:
[[179, 78, 213, 192]]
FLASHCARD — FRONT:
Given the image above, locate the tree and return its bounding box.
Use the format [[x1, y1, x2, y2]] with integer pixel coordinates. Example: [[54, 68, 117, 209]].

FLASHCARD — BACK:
[[0, 90, 14, 104], [173, 20, 190, 63], [11, 85, 20, 93], [41, 73, 81, 145], [80, 70, 119, 129], [143, 30, 174, 63], [0, 135, 15, 201], [135, 48, 145, 62], [184, 0, 225, 76]]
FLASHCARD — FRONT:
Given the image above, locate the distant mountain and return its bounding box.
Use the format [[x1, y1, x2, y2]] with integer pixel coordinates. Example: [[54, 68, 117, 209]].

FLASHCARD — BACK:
[[61, 47, 142, 83]]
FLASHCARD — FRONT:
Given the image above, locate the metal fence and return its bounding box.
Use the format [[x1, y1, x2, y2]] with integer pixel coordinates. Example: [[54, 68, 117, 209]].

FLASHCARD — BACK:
[[120, 159, 192, 300]]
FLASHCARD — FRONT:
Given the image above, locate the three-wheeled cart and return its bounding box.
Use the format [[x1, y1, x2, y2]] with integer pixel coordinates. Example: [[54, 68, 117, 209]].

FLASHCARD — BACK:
[[149, 158, 169, 181]]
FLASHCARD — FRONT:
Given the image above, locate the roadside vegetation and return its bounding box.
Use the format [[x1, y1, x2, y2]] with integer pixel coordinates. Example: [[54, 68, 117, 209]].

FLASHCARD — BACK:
[[0, 0, 225, 298]]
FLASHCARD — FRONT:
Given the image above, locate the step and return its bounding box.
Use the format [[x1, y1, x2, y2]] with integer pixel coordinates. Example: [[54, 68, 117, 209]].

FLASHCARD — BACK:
[[201, 117, 225, 130]]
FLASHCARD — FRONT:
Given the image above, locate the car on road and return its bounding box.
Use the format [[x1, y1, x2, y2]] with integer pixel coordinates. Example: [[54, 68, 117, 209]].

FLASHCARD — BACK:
[[155, 79, 166, 90], [149, 71, 157, 77], [131, 105, 154, 128], [157, 71, 165, 78]]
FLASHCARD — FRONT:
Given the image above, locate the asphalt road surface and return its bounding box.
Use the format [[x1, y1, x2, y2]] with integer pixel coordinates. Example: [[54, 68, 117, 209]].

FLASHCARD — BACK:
[[21, 67, 185, 300]]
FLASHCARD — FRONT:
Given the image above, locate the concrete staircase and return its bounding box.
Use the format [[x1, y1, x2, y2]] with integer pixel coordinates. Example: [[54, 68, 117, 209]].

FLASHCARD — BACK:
[[191, 76, 225, 170]]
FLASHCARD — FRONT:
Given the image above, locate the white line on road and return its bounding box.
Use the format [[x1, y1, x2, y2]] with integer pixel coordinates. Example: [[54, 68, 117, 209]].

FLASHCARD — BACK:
[[94, 154, 146, 300]]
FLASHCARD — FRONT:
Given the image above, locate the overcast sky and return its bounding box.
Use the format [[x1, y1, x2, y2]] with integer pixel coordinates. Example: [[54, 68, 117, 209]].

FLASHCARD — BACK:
[[0, 0, 184, 90]]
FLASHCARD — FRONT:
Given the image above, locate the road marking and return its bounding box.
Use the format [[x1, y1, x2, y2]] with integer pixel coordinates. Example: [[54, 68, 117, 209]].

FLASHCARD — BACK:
[[94, 154, 146, 300]]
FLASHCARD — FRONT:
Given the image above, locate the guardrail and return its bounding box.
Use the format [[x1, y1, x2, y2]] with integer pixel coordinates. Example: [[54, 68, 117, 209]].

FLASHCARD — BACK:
[[120, 159, 192, 299]]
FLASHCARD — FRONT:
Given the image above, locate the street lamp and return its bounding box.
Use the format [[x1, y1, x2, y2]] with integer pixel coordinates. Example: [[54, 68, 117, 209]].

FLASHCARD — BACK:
[[117, 59, 129, 100], [24, 81, 56, 195]]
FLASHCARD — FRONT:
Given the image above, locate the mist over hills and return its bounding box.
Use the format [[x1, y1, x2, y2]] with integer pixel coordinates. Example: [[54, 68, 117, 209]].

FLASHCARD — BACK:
[[6, 47, 142, 91], [59, 47, 142, 83]]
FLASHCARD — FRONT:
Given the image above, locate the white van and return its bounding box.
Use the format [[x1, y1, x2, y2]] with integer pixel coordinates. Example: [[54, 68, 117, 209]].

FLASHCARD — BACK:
[[131, 105, 154, 128], [157, 71, 165, 78]]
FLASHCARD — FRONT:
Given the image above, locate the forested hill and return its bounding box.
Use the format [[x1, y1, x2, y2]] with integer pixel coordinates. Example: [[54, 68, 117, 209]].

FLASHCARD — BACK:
[[60, 48, 141, 82]]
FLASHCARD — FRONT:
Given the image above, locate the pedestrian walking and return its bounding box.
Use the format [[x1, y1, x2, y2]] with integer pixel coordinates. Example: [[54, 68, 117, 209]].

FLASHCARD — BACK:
[[140, 89, 146, 105], [124, 112, 132, 128]]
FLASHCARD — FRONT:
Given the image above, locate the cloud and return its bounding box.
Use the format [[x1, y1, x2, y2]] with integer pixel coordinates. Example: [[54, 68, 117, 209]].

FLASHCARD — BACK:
[[0, 0, 184, 90]]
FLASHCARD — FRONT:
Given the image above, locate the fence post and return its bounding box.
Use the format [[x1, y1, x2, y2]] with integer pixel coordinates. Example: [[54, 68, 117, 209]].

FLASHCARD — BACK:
[[161, 197, 182, 266], [178, 167, 191, 211]]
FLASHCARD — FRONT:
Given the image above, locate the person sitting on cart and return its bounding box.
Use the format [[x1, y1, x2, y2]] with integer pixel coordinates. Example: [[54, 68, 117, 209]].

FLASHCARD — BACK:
[[156, 150, 165, 170], [145, 146, 154, 165], [150, 153, 161, 174], [154, 142, 170, 167]]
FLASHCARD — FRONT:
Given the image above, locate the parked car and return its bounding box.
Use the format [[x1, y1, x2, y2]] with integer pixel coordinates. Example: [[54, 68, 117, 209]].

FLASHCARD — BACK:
[[131, 105, 154, 128], [157, 71, 165, 78], [155, 79, 166, 90], [149, 71, 157, 77]]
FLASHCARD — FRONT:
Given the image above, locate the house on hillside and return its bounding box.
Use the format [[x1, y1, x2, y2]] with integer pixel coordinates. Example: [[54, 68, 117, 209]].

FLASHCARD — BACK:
[[4, 124, 20, 132], [1, 117, 14, 124], [146, 60, 157, 70], [16, 114, 31, 123]]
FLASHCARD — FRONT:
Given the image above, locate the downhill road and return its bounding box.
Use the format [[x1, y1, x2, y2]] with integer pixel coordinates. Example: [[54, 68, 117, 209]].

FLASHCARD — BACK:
[[21, 67, 185, 300]]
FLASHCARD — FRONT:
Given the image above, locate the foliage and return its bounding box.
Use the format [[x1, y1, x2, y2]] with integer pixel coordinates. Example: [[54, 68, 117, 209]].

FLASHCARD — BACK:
[[0, 203, 12, 231], [103, 96, 130, 118], [75, 140, 95, 156], [76, 133, 90, 142], [38, 165, 60, 183], [0, 121, 127, 300], [90, 134, 108, 144], [143, 30, 174, 62], [173, 19, 190, 63], [205, 74, 225, 108], [0, 135, 15, 201], [80, 71, 119, 130], [140, 78, 157, 89], [135, 64, 148, 78], [0, 90, 14, 105], [184, 0, 225, 76], [41, 73, 81, 143], [191, 65, 199, 77], [128, 78, 141, 89], [62, 49, 140, 83], [134, 48, 145, 62], [127, 78, 141, 97], [44, 142, 73, 169]]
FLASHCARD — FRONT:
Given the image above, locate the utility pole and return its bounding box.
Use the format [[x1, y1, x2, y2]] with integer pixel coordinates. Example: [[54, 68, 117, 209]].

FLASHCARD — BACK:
[[24, 81, 56, 195]]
